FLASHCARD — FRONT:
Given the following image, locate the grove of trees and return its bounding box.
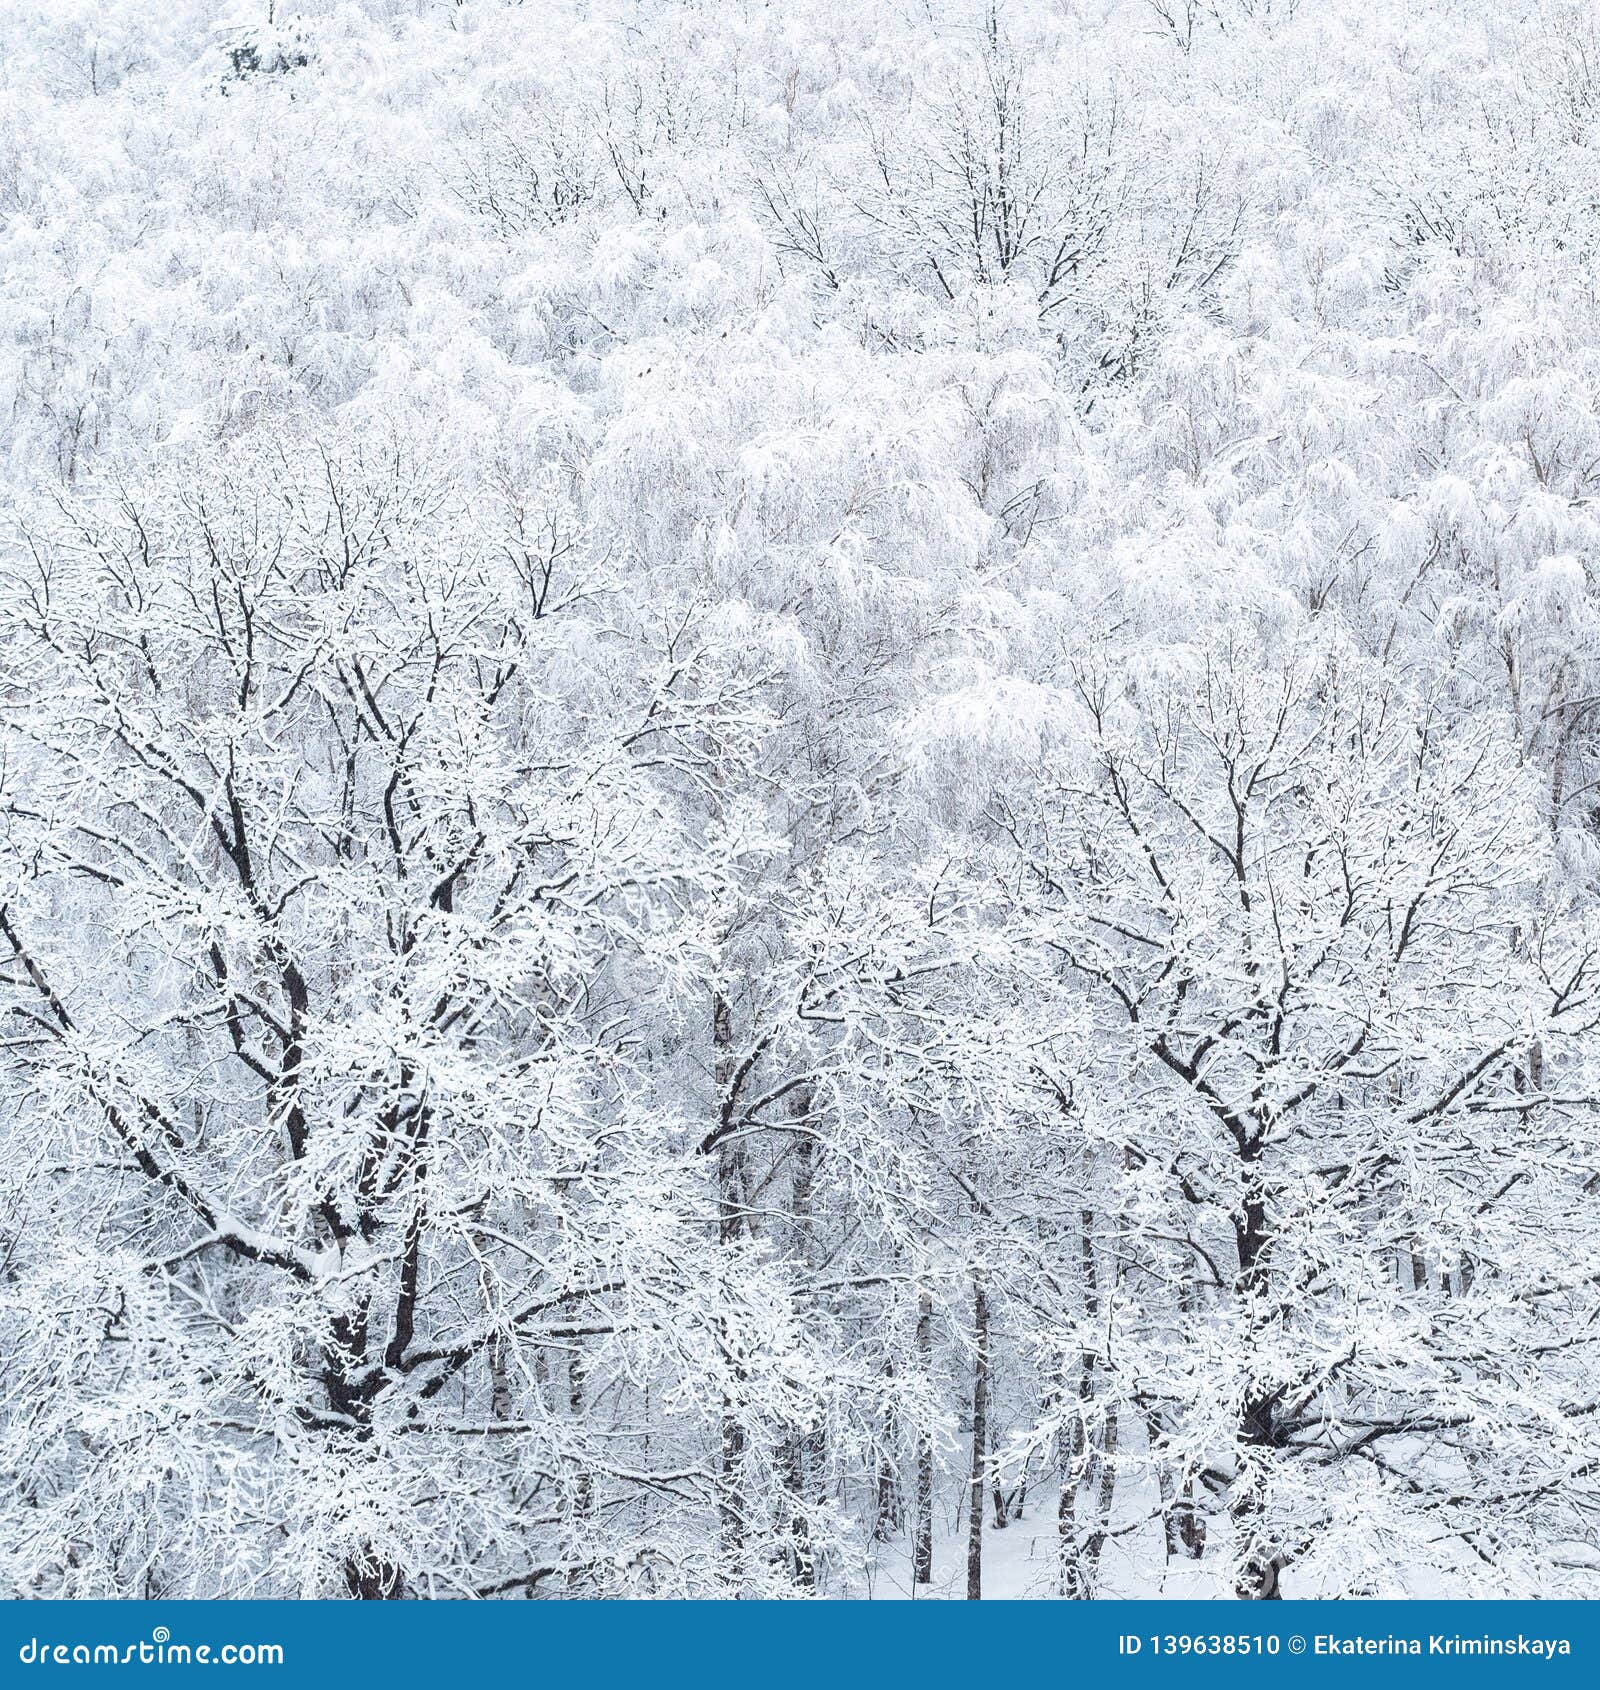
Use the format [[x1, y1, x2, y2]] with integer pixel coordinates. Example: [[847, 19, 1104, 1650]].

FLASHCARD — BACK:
[[2, 0, 1599, 1599]]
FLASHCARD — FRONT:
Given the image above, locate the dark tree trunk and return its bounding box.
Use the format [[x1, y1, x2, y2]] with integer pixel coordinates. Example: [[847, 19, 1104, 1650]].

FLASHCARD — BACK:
[[1080, 1404, 1118, 1591], [1176, 1482, 1208, 1559], [324, 1298, 405, 1600], [570, 1351, 593, 1522], [1059, 1208, 1101, 1598], [785, 1119, 816, 1587], [782, 1430, 813, 1588], [1231, 1155, 1284, 1600], [991, 1467, 1010, 1529], [714, 991, 747, 1588], [1058, 1395, 1082, 1597], [966, 1271, 988, 1601], [717, 1154, 747, 1579], [875, 1356, 903, 1542], [1149, 1406, 1180, 1560], [342, 1553, 405, 1601]]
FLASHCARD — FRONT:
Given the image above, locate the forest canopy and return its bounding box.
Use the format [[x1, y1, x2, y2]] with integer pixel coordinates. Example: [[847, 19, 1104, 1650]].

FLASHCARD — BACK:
[[1, 0, 1599, 1600]]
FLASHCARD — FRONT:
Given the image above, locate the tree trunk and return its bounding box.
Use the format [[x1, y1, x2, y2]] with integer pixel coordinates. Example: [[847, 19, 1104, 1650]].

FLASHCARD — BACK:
[[342, 1552, 404, 1601], [1058, 1386, 1084, 1596], [991, 1465, 1010, 1529], [1148, 1406, 1180, 1560], [1059, 1207, 1101, 1598], [782, 1429, 812, 1588], [1176, 1476, 1207, 1559], [785, 1118, 816, 1587], [569, 1351, 593, 1522], [914, 1286, 934, 1586], [489, 1331, 514, 1424], [1150, 1276, 1208, 1564], [1080, 1403, 1118, 1593], [324, 1299, 405, 1600], [875, 1355, 903, 1542], [1232, 1157, 1283, 1600], [966, 1270, 988, 1601], [714, 992, 747, 1590]]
